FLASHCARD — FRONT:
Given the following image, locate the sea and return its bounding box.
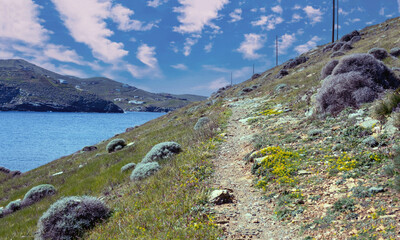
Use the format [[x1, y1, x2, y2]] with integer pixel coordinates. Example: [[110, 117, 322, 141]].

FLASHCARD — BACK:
[[0, 111, 164, 172]]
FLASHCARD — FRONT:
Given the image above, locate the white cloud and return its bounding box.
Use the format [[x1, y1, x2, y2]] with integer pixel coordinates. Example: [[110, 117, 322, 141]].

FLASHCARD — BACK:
[[44, 44, 83, 64], [236, 33, 266, 60], [398, 0, 400, 13], [0, 50, 15, 59], [51, 0, 128, 63], [193, 77, 229, 91], [0, 0, 49, 45], [137, 44, 157, 68], [294, 36, 321, 54], [229, 8, 243, 23], [278, 33, 296, 54], [348, 18, 361, 23], [271, 5, 283, 15], [147, 0, 168, 8], [303, 6, 323, 25], [203, 65, 253, 80], [251, 15, 284, 30], [293, 4, 301, 10], [260, 8, 266, 13], [110, 4, 157, 31], [204, 43, 213, 53], [379, 7, 385, 16], [171, 63, 188, 70], [290, 13, 302, 23], [173, 0, 229, 34], [183, 37, 199, 56]]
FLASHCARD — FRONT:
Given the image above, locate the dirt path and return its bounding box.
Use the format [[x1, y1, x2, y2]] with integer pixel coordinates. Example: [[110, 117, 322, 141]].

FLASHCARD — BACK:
[[211, 99, 299, 240]]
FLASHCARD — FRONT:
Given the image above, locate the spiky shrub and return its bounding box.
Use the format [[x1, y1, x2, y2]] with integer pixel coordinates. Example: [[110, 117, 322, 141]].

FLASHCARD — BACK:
[[372, 91, 400, 121], [194, 117, 211, 131], [22, 184, 56, 206], [282, 56, 309, 69], [316, 72, 383, 114], [320, 59, 339, 79], [368, 48, 389, 60], [6, 199, 21, 212], [340, 43, 352, 52], [332, 42, 345, 52], [130, 162, 161, 181], [348, 35, 361, 45], [120, 163, 136, 173], [141, 142, 182, 163], [330, 51, 345, 58], [106, 138, 126, 153], [340, 30, 360, 42], [36, 196, 111, 240], [390, 47, 400, 57]]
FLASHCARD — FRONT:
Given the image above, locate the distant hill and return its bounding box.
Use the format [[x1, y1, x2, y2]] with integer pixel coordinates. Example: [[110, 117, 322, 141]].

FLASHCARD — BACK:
[[0, 59, 207, 113]]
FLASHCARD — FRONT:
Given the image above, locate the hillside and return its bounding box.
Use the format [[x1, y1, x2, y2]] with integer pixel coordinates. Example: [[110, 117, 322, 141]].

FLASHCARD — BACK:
[[0, 59, 206, 113], [1, 17, 400, 239]]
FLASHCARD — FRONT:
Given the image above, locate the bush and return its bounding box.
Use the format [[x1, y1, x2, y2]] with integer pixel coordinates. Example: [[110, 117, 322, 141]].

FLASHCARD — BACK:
[[368, 48, 389, 60], [130, 162, 161, 181], [372, 91, 400, 121], [340, 30, 360, 42], [390, 47, 400, 57], [316, 72, 383, 114], [6, 199, 21, 212], [106, 138, 126, 153], [36, 196, 111, 240], [283, 56, 309, 69], [332, 42, 345, 52], [141, 142, 182, 163], [194, 117, 211, 130], [323, 43, 336, 53], [348, 35, 361, 45], [331, 54, 399, 89], [320, 59, 339, 79], [23, 184, 56, 205], [340, 43, 352, 52], [121, 163, 136, 173], [333, 197, 355, 213], [330, 51, 345, 58], [275, 69, 289, 79], [0, 166, 10, 174]]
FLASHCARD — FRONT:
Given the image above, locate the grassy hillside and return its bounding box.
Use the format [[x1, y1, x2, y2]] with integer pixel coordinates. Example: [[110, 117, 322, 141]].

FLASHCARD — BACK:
[[1, 17, 400, 239]]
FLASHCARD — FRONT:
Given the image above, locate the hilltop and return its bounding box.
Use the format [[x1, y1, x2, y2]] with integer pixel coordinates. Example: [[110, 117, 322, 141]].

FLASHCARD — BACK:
[[1, 17, 400, 239], [0, 59, 206, 113]]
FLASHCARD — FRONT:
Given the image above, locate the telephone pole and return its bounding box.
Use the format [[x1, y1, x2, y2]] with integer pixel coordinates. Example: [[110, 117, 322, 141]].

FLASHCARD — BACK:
[[332, 0, 335, 43]]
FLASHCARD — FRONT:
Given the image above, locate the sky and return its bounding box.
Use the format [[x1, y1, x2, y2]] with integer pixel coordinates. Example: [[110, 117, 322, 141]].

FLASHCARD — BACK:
[[0, 0, 399, 96]]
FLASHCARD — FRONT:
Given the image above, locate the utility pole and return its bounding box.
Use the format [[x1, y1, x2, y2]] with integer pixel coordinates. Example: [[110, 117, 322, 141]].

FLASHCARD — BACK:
[[276, 35, 278, 66], [337, 0, 339, 40], [332, 0, 335, 43]]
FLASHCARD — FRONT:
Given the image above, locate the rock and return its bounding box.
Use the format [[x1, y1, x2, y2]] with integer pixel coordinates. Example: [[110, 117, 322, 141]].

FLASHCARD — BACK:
[[82, 146, 97, 152], [52, 171, 63, 176], [362, 136, 378, 147], [209, 190, 234, 205], [359, 118, 379, 129], [125, 127, 136, 132], [298, 170, 312, 175], [126, 142, 135, 147], [194, 117, 211, 130], [368, 187, 385, 194]]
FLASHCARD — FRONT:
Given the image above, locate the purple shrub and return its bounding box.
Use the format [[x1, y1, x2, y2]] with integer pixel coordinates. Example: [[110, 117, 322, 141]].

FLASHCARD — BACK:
[[340, 43, 353, 52], [0, 167, 10, 174], [320, 60, 339, 80], [275, 69, 289, 79], [331, 51, 345, 58], [323, 43, 336, 53], [36, 196, 111, 240], [22, 184, 56, 206], [368, 48, 389, 60], [340, 30, 360, 42], [390, 47, 400, 57], [333, 42, 345, 52], [283, 56, 309, 69], [348, 36, 361, 45]]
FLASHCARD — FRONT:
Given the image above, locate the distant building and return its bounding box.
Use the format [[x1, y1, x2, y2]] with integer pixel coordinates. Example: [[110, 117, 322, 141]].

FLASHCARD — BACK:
[[128, 100, 145, 104]]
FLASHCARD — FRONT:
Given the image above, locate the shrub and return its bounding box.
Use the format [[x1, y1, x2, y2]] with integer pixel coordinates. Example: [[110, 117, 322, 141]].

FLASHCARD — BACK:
[[320, 59, 339, 79], [316, 72, 383, 114], [0, 166, 10, 174], [121, 163, 136, 173], [22, 184, 56, 205], [0, 207, 3, 218], [106, 138, 126, 153], [340, 30, 360, 42], [194, 117, 211, 130], [6, 199, 21, 212], [390, 47, 400, 57], [331, 54, 399, 89], [368, 48, 389, 60], [330, 51, 345, 58], [372, 91, 400, 121], [130, 162, 161, 181], [283, 56, 309, 69], [348, 35, 361, 45], [141, 142, 182, 163], [333, 197, 355, 213], [36, 196, 111, 240], [275, 69, 289, 79], [323, 43, 336, 53], [340, 43, 352, 52], [332, 42, 345, 52]]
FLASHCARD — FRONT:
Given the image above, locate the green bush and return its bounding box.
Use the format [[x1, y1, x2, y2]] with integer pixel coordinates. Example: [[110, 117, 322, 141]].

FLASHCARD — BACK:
[[121, 163, 136, 173], [36, 196, 111, 240], [23, 184, 56, 205], [332, 197, 355, 213], [106, 138, 126, 153], [130, 162, 161, 181], [141, 142, 182, 164], [372, 91, 400, 121]]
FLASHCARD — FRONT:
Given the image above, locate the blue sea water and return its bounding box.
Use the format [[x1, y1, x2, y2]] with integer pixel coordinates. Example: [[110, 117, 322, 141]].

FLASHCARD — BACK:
[[0, 111, 164, 172]]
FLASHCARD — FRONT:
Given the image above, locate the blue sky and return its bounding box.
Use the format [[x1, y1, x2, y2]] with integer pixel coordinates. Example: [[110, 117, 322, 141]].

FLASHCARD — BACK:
[[0, 0, 399, 96]]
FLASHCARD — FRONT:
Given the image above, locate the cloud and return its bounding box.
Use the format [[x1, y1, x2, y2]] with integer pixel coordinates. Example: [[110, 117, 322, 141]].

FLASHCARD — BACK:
[[294, 36, 321, 54], [236, 33, 266, 60], [290, 13, 302, 23], [137, 44, 158, 68], [192, 77, 229, 91], [147, 0, 168, 8], [183, 37, 199, 56], [51, 0, 128, 63], [203, 65, 253, 80], [271, 5, 283, 15], [229, 8, 243, 23], [303, 6, 323, 25], [278, 33, 296, 55], [110, 4, 158, 31], [44, 44, 83, 64], [293, 4, 301, 10], [379, 7, 385, 16], [173, 0, 229, 34], [251, 15, 284, 30], [171, 63, 188, 70], [0, 0, 49, 45], [398, 0, 400, 13], [204, 43, 213, 53]]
